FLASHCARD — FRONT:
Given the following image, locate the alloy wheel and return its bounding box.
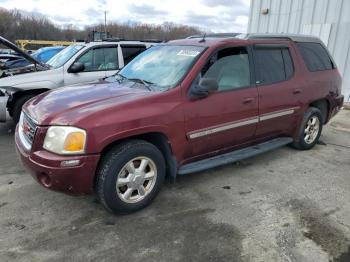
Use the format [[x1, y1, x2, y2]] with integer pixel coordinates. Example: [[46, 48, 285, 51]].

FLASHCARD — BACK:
[[116, 157, 157, 203]]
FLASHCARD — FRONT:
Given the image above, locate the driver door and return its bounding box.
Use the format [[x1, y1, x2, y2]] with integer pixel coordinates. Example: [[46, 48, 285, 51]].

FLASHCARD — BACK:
[[183, 46, 259, 159]]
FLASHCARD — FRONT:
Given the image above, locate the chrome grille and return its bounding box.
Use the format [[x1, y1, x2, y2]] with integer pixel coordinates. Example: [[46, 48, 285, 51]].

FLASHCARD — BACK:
[[19, 112, 37, 150]]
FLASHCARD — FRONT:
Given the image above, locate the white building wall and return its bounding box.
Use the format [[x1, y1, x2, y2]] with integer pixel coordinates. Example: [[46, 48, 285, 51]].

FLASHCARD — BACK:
[[248, 0, 350, 102]]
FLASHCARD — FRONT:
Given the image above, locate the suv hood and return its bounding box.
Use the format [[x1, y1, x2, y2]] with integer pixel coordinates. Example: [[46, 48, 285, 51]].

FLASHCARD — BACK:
[[0, 67, 60, 89], [25, 80, 152, 125]]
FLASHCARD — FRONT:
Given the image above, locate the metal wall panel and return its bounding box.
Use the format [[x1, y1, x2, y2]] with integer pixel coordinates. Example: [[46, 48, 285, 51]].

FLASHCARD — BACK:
[[248, 0, 350, 102]]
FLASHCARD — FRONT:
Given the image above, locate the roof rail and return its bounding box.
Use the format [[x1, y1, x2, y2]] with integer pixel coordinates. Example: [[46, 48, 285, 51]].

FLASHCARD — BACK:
[[238, 33, 323, 43], [101, 38, 162, 43], [187, 33, 241, 39]]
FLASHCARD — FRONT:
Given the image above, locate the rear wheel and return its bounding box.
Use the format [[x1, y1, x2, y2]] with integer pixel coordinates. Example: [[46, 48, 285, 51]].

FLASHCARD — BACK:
[[293, 107, 323, 150], [96, 140, 165, 214], [12, 95, 34, 123]]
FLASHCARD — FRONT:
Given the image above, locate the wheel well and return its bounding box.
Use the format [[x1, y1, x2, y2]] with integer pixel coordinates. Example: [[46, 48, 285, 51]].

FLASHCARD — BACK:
[[96, 132, 177, 187], [8, 89, 50, 116], [310, 99, 329, 124]]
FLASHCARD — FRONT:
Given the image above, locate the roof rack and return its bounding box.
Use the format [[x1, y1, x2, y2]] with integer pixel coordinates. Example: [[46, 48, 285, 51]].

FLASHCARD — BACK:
[[101, 38, 163, 43], [187, 33, 241, 39], [237, 33, 323, 43]]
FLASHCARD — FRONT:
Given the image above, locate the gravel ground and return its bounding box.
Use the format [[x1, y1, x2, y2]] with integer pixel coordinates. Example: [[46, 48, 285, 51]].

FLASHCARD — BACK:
[[0, 110, 349, 262]]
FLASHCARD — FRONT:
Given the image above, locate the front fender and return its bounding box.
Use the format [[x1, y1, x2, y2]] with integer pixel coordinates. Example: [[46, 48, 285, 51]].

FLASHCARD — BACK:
[[0, 86, 22, 95], [93, 125, 172, 153]]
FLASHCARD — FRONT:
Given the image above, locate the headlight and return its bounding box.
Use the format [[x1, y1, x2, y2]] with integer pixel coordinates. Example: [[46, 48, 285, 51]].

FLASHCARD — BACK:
[[43, 126, 87, 155]]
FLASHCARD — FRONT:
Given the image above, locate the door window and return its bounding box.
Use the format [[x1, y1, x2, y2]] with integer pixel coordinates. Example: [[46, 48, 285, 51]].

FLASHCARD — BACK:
[[121, 45, 147, 65], [296, 42, 335, 71], [76, 47, 118, 72], [254, 47, 294, 85], [200, 47, 251, 91]]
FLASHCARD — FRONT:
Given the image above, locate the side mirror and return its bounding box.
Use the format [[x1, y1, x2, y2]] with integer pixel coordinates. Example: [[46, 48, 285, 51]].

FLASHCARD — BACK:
[[189, 78, 219, 100], [68, 62, 85, 73]]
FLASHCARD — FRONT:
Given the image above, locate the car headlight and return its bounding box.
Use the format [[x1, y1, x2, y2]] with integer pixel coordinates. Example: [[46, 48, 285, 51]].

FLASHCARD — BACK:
[[43, 126, 87, 155]]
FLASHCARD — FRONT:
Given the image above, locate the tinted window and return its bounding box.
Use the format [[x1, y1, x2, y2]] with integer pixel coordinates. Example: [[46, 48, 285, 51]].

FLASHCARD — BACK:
[[76, 47, 118, 72], [200, 47, 250, 91], [254, 47, 294, 85], [297, 42, 334, 71], [121, 45, 147, 65]]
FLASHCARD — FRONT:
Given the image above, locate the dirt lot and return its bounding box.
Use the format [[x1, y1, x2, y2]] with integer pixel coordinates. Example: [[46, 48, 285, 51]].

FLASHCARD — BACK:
[[0, 110, 349, 262]]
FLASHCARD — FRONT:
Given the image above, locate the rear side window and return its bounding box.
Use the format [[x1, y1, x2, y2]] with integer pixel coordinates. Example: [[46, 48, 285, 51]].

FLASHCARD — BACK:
[[253, 47, 294, 85], [296, 42, 334, 71], [121, 45, 147, 65]]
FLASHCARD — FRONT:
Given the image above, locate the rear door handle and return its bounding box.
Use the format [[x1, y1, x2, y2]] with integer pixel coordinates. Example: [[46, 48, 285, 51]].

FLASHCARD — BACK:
[[293, 89, 302, 94], [243, 97, 255, 104]]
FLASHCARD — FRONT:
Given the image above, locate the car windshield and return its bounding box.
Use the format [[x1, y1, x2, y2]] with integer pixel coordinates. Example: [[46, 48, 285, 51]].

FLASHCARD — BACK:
[[47, 45, 84, 68], [118, 45, 205, 89]]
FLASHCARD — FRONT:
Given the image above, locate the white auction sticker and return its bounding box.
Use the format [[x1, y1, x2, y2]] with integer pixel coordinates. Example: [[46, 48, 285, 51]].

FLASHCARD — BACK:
[[177, 50, 200, 57]]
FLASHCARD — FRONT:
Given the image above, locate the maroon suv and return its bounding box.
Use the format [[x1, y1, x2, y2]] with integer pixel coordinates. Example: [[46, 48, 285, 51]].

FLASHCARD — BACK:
[[15, 34, 344, 214]]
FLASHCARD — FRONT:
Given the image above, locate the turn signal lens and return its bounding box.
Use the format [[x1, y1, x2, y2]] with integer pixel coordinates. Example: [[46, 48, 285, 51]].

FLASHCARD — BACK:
[[64, 132, 85, 152]]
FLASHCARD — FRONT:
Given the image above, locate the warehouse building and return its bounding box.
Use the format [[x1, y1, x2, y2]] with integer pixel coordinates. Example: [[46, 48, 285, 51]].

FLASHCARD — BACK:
[[248, 0, 350, 103]]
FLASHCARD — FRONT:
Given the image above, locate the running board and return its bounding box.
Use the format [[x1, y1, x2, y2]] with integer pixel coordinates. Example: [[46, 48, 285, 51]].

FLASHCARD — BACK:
[[178, 137, 293, 175]]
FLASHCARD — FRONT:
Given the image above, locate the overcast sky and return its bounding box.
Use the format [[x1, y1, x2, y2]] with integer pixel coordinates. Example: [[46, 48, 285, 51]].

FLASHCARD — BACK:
[[0, 0, 250, 33]]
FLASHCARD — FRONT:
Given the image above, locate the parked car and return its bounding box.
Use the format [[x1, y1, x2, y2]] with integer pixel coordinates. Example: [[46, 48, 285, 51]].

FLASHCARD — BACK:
[[0, 53, 23, 69], [0, 37, 158, 122], [15, 34, 344, 214], [3, 46, 65, 69]]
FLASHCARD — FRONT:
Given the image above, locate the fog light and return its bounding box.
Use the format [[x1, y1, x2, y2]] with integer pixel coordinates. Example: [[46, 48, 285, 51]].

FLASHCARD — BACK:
[[39, 173, 52, 188], [60, 159, 80, 167]]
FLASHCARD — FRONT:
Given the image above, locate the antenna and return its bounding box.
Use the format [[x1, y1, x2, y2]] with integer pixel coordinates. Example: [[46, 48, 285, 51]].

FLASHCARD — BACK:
[[199, 33, 206, 43]]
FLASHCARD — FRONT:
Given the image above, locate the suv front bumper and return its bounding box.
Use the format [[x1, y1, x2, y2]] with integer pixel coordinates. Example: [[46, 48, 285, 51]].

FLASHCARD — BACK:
[[15, 126, 100, 195]]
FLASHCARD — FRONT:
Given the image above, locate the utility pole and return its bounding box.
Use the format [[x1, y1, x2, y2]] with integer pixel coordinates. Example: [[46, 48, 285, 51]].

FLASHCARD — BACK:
[[104, 11, 107, 38]]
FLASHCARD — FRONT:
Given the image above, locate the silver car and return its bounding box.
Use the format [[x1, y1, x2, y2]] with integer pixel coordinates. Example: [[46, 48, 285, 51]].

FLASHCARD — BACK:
[[0, 37, 157, 123]]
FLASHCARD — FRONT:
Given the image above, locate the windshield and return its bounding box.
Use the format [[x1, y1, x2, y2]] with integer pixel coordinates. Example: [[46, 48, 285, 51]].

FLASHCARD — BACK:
[[118, 45, 205, 89], [47, 45, 84, 68]]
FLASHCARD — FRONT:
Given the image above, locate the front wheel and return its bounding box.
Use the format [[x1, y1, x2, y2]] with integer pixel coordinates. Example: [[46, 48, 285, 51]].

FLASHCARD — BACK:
[[292, 107, 323, 150], [96, 140, 166, 214]]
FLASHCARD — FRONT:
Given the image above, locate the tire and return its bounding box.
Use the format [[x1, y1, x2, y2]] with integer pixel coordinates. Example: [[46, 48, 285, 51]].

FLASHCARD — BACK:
[[292, 107, 323, 150], [12, 95, 34, 123], [96, 140, 166, 214]]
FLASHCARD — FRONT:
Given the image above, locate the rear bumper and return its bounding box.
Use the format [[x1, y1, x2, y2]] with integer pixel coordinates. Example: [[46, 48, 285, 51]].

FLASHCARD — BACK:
[[15, 127, 100, 195], [329, 94, 344, 120]]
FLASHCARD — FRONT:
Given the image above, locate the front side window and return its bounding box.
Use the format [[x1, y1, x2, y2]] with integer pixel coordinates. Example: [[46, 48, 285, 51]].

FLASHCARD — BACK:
[[199, 47, 251, 91], [121, 45, 147, 65], [118, 45, 205, 89], [254, 47, 294, 85], [76, 47, 118, 72]]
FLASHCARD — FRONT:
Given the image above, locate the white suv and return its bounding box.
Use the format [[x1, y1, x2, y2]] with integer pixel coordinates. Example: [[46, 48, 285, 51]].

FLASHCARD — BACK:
[[0, 40, 157, 122]]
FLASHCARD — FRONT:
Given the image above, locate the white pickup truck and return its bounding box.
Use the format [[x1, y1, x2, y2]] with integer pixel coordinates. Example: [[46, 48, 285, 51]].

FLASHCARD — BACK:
[[0, 36, 157, 122]]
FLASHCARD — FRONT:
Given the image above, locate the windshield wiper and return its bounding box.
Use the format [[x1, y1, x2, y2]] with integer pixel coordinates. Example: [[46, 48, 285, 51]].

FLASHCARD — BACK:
[[127, 78, 154, 91], [115, 74, 154, 91]]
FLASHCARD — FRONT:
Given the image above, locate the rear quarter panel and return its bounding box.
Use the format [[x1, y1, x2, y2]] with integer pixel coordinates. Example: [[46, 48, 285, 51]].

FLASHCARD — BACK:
[[292, 42, 342, 122]]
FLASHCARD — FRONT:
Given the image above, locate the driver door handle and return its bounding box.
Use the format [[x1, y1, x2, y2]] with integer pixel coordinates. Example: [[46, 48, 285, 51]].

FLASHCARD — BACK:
[[293, 88, 302, 94], [243, 97, 255, 104]]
